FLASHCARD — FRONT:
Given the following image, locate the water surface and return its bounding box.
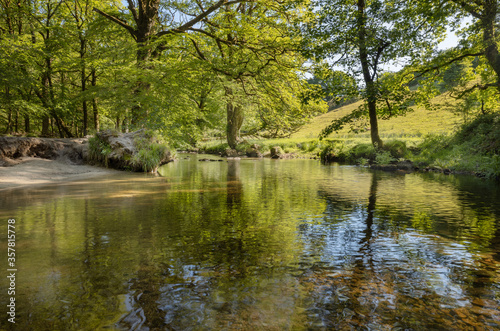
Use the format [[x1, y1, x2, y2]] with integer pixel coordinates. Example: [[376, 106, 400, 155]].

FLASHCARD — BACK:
[[1, 154, 499, 330]]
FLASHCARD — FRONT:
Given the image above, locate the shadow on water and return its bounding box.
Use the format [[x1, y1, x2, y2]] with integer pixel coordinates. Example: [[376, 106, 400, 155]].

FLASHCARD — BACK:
[[0, 156, 499, 330]]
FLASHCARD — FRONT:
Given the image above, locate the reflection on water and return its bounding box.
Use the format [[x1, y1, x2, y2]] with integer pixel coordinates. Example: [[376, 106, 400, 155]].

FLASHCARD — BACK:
[[1, 154, 499, 330]]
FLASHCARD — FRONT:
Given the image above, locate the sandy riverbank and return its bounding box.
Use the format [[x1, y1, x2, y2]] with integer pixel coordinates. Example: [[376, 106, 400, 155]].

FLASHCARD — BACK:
[[0, 157, 118, 190]]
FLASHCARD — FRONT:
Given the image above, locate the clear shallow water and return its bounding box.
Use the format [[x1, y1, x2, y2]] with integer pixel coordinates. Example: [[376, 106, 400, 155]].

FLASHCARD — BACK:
[[1, 154, 500, 330]]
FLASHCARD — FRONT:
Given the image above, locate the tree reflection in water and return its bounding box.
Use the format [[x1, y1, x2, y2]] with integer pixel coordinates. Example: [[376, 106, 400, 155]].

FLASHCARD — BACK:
[[301, 171, 500, 329], [1, 158, 499, 330]]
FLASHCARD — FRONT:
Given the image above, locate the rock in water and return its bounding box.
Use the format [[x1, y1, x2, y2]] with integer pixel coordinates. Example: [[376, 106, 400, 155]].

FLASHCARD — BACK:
[[270, 146, 283, 159]]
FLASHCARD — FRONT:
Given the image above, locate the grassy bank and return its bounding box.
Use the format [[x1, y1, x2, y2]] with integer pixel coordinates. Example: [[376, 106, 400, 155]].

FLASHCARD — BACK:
[[199, 101, 499, 179]]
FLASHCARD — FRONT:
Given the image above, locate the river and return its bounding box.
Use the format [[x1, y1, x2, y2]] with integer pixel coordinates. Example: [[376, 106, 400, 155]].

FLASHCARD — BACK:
[[1, 154, 499, 330]]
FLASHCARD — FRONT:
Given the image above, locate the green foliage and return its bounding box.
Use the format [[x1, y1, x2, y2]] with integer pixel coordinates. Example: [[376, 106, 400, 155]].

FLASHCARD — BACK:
[[350, 144, 377, 162], [319, 140, 347, 163], [201, 142, 230, 155], [375, 150, 396, 165], [88, 136, 112, 167], [131, 144, 167, 172], [132, 132, 171, 172], [383, 140, 407, 159], [453, 113, 500, 155], [410, 113, 500, 178]]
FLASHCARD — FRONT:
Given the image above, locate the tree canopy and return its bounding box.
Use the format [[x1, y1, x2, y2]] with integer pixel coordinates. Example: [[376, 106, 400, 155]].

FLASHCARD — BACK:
[[0, 0, 498, 147]]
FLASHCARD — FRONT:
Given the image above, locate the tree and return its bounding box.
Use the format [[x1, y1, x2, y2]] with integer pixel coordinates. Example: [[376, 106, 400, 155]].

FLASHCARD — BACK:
[[92, 0, 249, 126], [414, 0, 500, 116], [185, 0, 323, 147], [302, 0, 448, 147]]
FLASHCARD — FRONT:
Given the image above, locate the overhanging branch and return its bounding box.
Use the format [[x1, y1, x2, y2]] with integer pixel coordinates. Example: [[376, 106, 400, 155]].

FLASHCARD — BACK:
[[415, 51, 484, 78], [93, 7, 137, 40]]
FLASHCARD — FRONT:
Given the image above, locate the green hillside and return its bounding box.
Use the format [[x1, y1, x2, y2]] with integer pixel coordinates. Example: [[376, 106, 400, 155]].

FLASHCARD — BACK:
[[293, 96, 464, 142]]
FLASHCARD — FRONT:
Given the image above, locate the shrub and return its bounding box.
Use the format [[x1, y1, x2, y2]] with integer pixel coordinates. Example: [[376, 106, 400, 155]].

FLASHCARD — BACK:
[[88, 136, 112, 167], [131, 143, 168, 172], [320, 140, 348, 163], [202, 142, 229, 154], [375, 150, 396, 165], [383, 140, 407, 158], [350, 143, 377, 161]]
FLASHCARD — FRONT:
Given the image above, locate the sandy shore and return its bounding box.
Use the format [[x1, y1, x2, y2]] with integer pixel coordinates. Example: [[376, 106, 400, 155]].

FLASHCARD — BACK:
[[0, 157, 118, 190]]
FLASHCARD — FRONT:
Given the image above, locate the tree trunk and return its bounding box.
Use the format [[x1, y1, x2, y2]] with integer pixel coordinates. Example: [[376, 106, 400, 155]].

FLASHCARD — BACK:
[[4, 109, 12, 134], [14, 111, 18, 132], [42, 116, 50, 136], [24, 115, 30, 133], [4, 87, 12, 134], [92, 69, 99, 132], [82, 68, 88, 136], [481, 1, 500, 92], [225, 88, 244, 149], [357, 0, 383, 148]]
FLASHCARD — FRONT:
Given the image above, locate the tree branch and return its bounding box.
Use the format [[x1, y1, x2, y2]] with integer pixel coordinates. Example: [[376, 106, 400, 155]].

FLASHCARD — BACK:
[[451, 0, 482, 19], [415, 51, 484, 78], [454, 82, 498, 98], [156, 0, 248, 37], [92, 7, 137, 40], [126, 0, 139, 24]]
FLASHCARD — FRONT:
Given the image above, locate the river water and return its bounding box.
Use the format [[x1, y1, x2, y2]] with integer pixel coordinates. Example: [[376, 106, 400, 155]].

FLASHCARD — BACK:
[[1, 154, 499, 330]]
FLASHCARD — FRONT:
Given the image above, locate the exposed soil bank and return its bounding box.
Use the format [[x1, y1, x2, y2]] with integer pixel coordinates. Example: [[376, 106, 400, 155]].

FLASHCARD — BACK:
[[0, 136, 117, 190]]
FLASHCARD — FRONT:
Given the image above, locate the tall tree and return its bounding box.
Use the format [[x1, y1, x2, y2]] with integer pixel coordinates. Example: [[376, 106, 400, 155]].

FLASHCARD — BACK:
[[93, 0, 247, 126], [303, 0, 448, 147], [187, 0, 321, 148]]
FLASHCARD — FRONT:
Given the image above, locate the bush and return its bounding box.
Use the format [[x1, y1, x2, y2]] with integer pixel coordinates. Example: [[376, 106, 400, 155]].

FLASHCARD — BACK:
[[383, 140, 407, 158], [320, 140, 348, 163], [453, 113, 500, 155], [88, 136, 112, 167], [350, 143, 377, 161], [131, 143, 168, 172], [375, 150, 396, 165], [202, 142, 229, 154]]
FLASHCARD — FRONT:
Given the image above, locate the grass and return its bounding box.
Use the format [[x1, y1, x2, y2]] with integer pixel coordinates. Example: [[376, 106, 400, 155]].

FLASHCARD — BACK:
[[292, 96, 463, 141], [199, 94, 499, 179]]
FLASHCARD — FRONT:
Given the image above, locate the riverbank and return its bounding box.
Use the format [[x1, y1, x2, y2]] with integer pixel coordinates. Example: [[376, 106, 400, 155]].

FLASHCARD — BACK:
[[0, 157, 118, 190]]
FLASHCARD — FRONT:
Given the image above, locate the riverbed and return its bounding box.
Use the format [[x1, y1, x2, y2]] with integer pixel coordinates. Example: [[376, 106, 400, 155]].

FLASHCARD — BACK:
[[1, 154, 499, 330]]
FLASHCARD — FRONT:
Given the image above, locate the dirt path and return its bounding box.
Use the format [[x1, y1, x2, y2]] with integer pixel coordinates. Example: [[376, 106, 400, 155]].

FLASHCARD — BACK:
[[0, 157, 118, 190]]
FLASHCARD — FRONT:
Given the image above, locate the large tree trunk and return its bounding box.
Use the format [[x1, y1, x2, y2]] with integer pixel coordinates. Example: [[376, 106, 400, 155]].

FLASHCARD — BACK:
[[481, 1, 500, 91], [24, 114, 30, 133], [225, 87, 244, 149], [226, 102, 244, 149], [94, 0, 229, 127], [357, 0, 383, 148]]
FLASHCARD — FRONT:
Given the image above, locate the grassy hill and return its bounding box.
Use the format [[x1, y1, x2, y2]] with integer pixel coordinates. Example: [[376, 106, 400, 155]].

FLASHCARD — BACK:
[[293, 95, 465, 143]]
